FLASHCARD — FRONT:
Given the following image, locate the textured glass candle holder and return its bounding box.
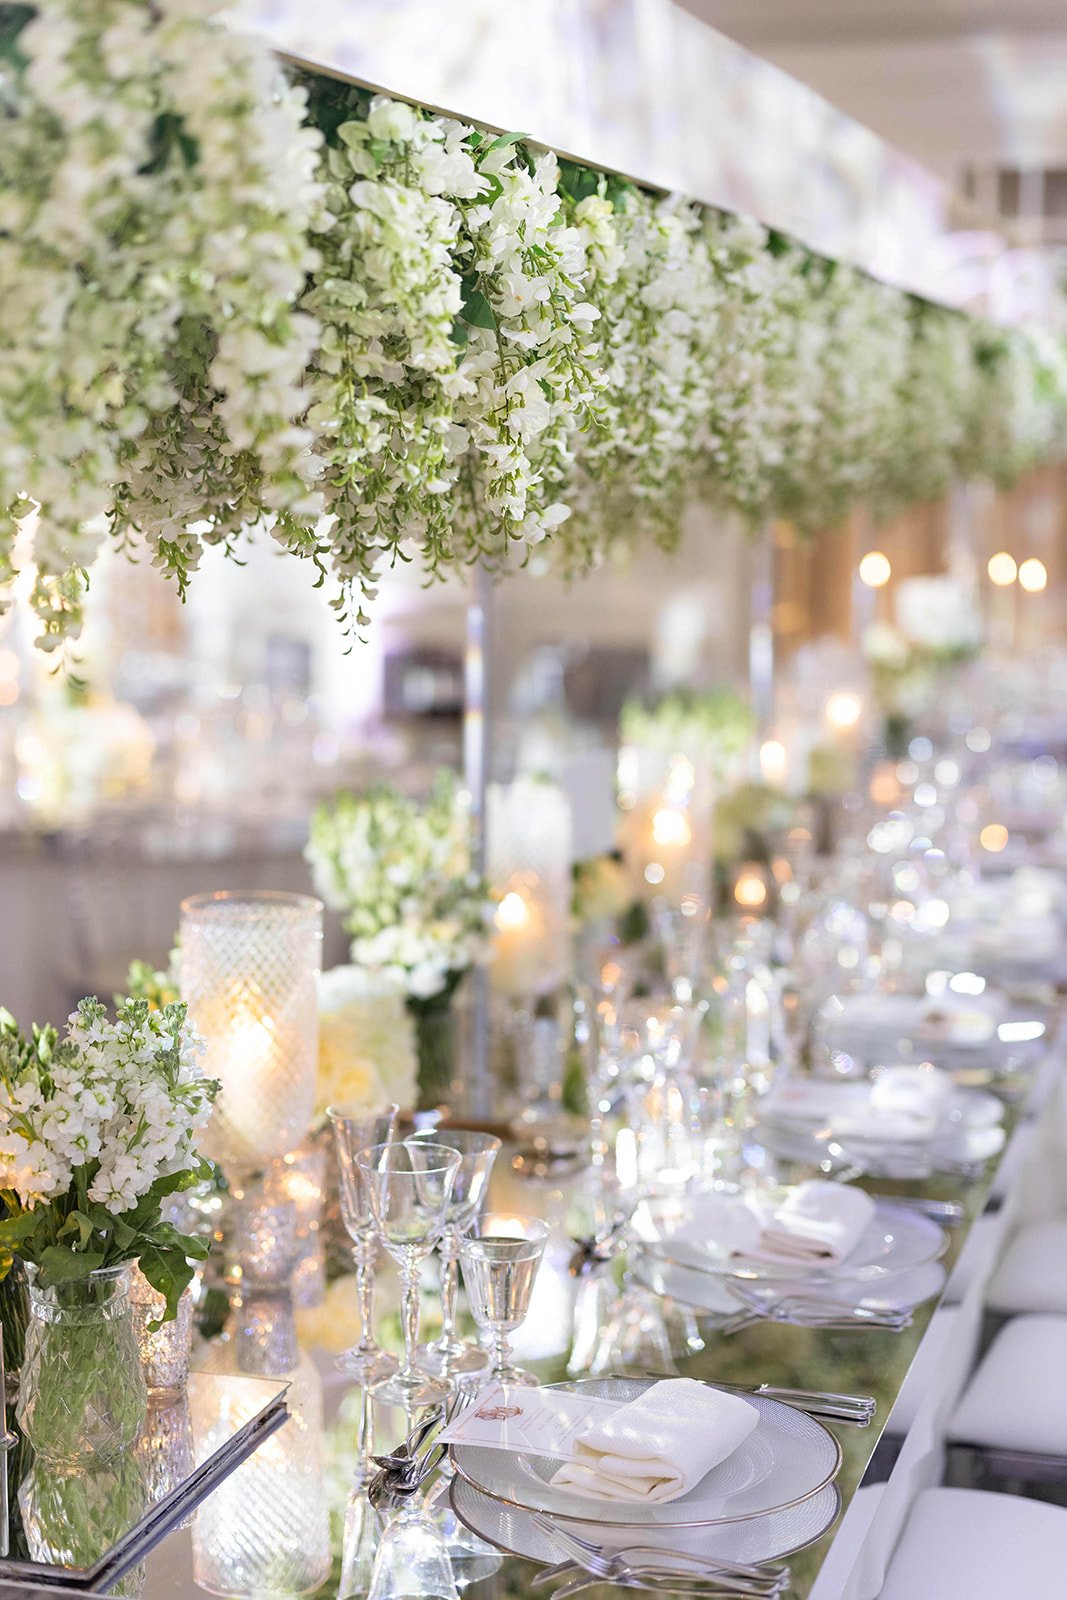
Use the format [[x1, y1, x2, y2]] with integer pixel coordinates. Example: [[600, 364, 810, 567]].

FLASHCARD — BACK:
[[130, 1270, 194, 1392], [179, 891, 323, 1172]]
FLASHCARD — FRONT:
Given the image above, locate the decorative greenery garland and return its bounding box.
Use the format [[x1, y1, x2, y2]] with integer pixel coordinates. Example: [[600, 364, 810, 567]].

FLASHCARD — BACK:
[[1, 6, 1066, 660]]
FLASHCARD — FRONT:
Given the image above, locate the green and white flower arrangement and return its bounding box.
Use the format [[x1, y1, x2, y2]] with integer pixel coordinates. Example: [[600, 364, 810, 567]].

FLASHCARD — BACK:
[[0, 0, 324, 652], [621, 687, 756, 782], [0, 997, 217, 1318], [864, 574, 983, 738], [1, 8, 1065, 663], [306, 771, 491, 1004]]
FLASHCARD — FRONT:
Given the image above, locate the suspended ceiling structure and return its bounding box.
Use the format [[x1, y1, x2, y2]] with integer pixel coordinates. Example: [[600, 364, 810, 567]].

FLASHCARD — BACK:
[[233, 0, 1062, 326]]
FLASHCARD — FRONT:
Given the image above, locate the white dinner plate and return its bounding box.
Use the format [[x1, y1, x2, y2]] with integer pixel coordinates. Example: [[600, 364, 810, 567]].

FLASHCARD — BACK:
[[634, 1195, 947, 1283], [450, 1474, 842, 1568], [449, 1377, 841, 1529]]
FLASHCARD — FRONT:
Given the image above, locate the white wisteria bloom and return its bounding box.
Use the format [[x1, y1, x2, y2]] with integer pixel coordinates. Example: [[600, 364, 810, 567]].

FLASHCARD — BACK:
[[0, 0, 323, 652]]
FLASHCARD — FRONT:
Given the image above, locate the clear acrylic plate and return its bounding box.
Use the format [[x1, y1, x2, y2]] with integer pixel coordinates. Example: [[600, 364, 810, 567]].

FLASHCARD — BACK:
[[450, 1377, 841, 1529], [450, 1473, 841, 1566], [631, 1249, 947, 1319]]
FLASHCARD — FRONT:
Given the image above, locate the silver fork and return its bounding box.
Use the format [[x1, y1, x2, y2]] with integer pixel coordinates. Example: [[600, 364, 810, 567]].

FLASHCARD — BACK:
[[716, 1279, 911, 1335], [531, 1517, 789, 1597], [548, 1570, 782, 1599]]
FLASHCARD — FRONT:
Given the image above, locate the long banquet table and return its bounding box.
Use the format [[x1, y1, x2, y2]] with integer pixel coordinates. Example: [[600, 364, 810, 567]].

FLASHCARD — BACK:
[[76, 1016, 1060, 1600]]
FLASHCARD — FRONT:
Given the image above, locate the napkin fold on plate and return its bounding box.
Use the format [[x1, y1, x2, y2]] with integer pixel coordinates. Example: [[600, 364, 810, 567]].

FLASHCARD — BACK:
[[549, 1378, 758, 1504], [650, 1180, 874, 1268], [869, 1064, 952, 1129], [765, 1075, 949, 1143], [757, 1180, 875, 1266], [919, 988, 1005, 1044]]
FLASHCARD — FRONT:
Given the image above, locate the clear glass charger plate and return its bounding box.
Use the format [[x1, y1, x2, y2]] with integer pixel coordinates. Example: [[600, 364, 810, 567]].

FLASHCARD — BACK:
[[631, 1247, 947, 1319], [449, 1377, 842, 1529], [450, 1474, 842, 1566], [821, 993, 1045, 1069], [755, 1079, 1006, 1177], [753, 1116, 1005, 1180], [634, 1196, 948, 1282]]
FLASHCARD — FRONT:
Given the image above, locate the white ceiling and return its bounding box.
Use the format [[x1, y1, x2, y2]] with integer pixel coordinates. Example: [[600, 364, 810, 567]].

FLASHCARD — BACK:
[[679, 0, 1067, 181]]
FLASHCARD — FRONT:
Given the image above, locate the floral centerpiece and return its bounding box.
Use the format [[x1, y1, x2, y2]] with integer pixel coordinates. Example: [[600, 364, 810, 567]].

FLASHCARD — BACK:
[[306, 772, 491, 1106], [316, 966, 418, 1116], [0, 998, 217, 1464], [617, 687, 755, 904], [620, 687, 755, 783], [864, 575, 983, 753]]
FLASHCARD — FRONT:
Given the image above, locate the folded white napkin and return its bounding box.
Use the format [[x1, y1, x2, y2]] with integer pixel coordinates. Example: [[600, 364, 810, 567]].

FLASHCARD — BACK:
[[757, 1180, 875, 1266], [920, 989, 1005, 1044], [869, 1065, 952, 1128], [765, 1078, 943, 1143], [654, 1190, 764, 1259], [550, 1379, 758, 1504], [655, 1181, 873, 1268]]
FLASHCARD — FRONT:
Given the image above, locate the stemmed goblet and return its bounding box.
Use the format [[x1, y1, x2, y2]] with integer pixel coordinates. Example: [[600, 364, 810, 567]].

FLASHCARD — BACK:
[[327, 1104, 399, 1384], [459, 1215, 549, 1388], [409, 1129, 501, 1378], [357, 1142, 462, 1408]]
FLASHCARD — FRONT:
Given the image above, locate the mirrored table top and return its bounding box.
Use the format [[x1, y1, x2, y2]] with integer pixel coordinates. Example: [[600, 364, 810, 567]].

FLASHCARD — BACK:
[[0, 1043, 1050, 1600]]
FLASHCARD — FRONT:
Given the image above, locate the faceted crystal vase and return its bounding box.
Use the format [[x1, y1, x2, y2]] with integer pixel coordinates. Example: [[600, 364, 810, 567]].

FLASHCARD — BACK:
[[17, 1264, 148, 1467], [179, 892, 323, 1172]]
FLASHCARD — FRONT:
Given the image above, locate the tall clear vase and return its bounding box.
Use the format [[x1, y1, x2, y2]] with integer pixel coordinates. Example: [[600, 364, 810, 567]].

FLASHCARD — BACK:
[[16, 1264, 147, 1466]]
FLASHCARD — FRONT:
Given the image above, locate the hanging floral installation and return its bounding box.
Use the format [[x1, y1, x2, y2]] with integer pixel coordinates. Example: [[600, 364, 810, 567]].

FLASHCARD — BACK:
[[1, 2, 1066, 659]]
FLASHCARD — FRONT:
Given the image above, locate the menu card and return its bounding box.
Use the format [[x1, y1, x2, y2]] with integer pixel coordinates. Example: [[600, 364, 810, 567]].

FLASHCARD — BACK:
[[438, 1382, 620, 1462]]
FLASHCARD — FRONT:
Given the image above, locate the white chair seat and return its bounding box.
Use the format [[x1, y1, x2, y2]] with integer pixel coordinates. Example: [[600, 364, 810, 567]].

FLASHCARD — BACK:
[[878, 1486, 1067, 1598], [950, 1314, 1067, 1454], [987, 1219, 1067, 1315]]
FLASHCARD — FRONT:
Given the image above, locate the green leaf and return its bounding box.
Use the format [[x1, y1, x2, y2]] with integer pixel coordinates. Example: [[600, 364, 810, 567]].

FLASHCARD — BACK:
[[38, 1245, 104, 1286], [57, 1210, 95, 1248], [459, 279, 496, 332], [0, 1210, 43, 1247], [138, 1243, 194, 1328], [485, 130, 525, 152]]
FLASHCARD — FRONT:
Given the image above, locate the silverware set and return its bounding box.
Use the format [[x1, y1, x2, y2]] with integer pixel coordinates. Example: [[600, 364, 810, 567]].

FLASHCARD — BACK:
[[716, 1280, 912, 1336], [529, 1517, 791, 1599], [367, 1390, 474, 1511]]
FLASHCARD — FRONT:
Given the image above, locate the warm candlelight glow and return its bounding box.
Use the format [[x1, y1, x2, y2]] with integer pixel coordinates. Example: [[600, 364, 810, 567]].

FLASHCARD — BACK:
[[858, 550, 891, 588], [825, 691, 862, 730], [1018, 557, 1048, 594], [651, 806, 693, 848], [869, 764, 902, 806], [494, 889, 530, 931], [987, 551, 1018, 586], [759, 739, 788, 787], [980, 822, 1009, 853], [734, 867, 768, 908]]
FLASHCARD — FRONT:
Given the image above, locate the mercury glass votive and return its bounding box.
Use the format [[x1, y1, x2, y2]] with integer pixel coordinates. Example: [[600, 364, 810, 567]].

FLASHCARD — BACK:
[[130, 1269, 194, 1392], [179, 891, 323, 1173]]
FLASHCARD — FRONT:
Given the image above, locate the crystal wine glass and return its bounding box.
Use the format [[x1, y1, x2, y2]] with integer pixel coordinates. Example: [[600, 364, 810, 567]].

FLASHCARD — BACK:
[[357, 1142, 462, 1408], [409, 1129, 501, 1378], [328, 1104, 400, 1384], [458, 1216, 549, 1388]]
